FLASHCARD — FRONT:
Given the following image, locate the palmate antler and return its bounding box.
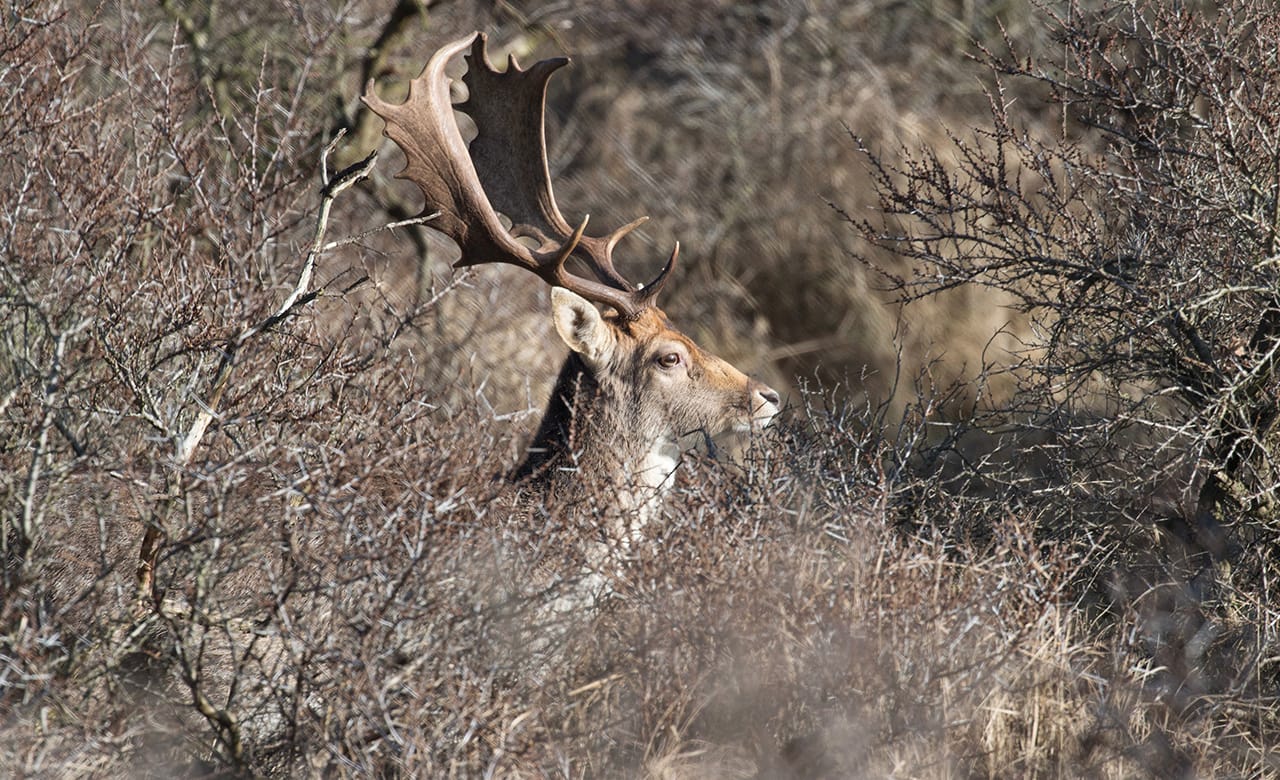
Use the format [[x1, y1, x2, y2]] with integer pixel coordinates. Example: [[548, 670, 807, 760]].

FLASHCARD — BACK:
[[362, 33, 676, 320]]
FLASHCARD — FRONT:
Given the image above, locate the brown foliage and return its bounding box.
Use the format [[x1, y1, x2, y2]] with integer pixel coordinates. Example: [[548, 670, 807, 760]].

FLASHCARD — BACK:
[[2, 1, 1277, 778]]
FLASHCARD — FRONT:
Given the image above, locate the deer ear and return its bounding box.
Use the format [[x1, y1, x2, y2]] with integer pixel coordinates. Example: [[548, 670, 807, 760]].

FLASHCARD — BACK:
[[551, 287, 616, 368]]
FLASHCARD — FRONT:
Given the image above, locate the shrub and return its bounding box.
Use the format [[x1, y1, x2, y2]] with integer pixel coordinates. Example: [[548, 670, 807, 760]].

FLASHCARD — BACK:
[[2, 1, 1277, 777]]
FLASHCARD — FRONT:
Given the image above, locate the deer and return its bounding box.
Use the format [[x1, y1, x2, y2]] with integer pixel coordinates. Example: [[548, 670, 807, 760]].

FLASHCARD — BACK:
[[362, 32, 781, 527]]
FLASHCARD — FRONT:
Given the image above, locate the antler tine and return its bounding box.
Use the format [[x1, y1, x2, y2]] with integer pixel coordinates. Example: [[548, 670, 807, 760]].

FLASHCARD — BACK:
[[547, 214, 590, 287], [574, 216, 650, 290], [364, 32, 673, 320], [638, 242, 679, 306]]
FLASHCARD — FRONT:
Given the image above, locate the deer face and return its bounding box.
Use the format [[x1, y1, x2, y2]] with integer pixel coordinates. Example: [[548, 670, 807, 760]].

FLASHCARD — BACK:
[[365, 33, 781, 503], [551, 288, 780, 447]]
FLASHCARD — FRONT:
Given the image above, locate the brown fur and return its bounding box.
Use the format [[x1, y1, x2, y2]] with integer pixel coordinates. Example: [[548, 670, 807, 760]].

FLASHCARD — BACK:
[[516, 302, 778, 514]]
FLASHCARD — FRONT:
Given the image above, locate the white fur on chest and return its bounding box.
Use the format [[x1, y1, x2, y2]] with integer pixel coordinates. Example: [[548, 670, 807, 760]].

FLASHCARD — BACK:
[[589, 439, 680, 577]]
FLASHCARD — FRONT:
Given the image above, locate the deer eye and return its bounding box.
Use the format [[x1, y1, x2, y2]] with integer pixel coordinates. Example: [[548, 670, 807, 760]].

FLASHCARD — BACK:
[[656, 352, 682, 369]]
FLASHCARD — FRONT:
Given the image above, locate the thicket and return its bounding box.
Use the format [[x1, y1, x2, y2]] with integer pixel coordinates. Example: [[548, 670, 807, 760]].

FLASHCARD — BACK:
[[1, 0, 1276, 777]]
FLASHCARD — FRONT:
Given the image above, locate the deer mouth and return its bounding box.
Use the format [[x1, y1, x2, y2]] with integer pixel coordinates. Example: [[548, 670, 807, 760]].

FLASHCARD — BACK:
[[731, 402, 779, 433], [747, 387, 782, 429]]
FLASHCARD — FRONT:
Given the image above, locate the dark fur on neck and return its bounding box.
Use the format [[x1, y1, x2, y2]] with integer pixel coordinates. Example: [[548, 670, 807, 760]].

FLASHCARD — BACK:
[[513, 352, 601, 482]]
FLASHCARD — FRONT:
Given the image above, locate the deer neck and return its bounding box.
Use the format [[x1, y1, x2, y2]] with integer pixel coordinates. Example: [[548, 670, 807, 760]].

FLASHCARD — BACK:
[[515, 353, 677, 512]]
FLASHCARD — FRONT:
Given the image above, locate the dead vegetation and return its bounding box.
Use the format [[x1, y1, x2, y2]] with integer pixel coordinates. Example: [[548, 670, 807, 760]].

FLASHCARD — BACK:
[[2, 0, 1278, 777]]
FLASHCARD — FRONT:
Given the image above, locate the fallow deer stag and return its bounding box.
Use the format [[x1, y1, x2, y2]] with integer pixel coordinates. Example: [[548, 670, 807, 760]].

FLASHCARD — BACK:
[[363, 33, 780, 517]]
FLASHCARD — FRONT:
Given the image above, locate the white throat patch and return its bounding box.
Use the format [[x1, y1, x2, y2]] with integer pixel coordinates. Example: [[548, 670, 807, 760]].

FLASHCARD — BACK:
[[637, 438, 680, 496], [617, 437, 680, 532]]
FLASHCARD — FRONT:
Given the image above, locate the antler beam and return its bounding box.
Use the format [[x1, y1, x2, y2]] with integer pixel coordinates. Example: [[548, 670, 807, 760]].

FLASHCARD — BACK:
[[362, 32, 676, 320]]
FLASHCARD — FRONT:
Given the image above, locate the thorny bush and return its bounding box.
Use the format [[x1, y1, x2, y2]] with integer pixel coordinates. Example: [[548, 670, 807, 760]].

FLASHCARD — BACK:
[[2, 1, 1278, 778], [854, 0, 1280, 773]]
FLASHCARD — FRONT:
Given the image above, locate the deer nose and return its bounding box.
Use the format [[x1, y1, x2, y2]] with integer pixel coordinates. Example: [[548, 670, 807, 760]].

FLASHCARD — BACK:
[[759, 387, 781, 408]]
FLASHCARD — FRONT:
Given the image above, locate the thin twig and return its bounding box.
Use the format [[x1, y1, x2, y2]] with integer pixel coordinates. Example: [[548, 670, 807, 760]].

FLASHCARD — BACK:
[[137, 134, 392, 600], [323, 212, 438, 251]]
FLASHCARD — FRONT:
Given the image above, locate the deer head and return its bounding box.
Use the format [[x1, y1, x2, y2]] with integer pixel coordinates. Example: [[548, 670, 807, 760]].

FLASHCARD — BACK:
[[363, 33, 780, 510]]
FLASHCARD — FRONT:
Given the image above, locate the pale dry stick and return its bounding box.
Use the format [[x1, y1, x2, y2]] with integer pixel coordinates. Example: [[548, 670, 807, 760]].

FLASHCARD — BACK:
[[5, 318, 92, 569], [130, 131, 436, 768], [0, 238, 97, 572], [134, 130, 433, 601]]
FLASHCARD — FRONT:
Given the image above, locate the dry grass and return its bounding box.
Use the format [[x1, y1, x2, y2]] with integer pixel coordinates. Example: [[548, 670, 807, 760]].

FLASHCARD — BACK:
[[2, 1, 1278, 778]]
